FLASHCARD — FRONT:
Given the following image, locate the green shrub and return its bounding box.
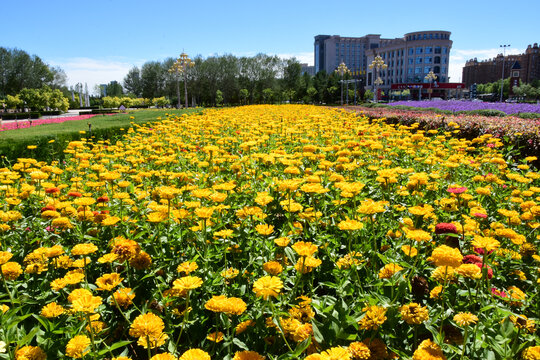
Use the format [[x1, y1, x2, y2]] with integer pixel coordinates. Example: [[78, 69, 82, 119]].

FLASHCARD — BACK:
[[516, 112, 540, 119]]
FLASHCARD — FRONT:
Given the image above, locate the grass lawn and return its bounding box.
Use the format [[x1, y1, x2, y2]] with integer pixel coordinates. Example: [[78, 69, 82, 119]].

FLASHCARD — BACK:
[[0, 108, 201, 163]]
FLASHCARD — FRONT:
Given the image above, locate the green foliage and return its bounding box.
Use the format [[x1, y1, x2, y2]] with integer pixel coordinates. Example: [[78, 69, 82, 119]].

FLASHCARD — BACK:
[[215, 90, 223, 106], [152, 96, 170, 108]]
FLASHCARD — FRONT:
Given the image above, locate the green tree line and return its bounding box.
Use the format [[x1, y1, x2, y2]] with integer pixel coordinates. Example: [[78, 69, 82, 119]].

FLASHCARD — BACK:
[[123, 54, 365, 106]]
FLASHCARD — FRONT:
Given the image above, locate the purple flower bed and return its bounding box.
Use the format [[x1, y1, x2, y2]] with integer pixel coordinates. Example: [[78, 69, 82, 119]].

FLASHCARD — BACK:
[[0, 114, 98, 132], [388, 100, 540, 115]]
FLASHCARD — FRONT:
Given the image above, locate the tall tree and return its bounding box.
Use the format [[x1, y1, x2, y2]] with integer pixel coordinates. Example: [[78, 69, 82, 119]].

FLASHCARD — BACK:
[[123, 66, 142, 97]]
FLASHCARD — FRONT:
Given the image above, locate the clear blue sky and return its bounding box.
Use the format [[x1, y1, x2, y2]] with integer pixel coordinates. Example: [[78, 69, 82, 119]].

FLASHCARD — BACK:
[[2, 0, 538, 91]]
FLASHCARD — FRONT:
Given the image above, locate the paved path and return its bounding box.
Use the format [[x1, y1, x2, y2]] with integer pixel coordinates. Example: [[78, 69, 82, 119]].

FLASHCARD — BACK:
[[1, 109, 86, 123]]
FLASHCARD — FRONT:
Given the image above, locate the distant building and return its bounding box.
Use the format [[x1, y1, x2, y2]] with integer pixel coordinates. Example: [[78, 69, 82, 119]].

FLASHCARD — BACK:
[[314, 31, 453, 93], [300, 63, 315, 76], [462, 43, 540, 87]]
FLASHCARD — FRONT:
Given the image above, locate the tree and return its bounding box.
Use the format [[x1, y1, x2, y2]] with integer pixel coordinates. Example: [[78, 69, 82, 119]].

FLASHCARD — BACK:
[[262, 88, 273, 104], [106, 81, 123, 97], [239, 88, 249, 105], [215, 90, 223, 106], [141, 62, 166, 99], [306, 87, 317, 104], [123, 67, 142, 97], [283, 59, 302, 101]]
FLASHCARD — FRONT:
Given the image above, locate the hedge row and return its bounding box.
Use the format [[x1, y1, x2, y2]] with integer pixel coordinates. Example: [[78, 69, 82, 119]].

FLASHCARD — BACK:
[[0, 112, 41, 120]]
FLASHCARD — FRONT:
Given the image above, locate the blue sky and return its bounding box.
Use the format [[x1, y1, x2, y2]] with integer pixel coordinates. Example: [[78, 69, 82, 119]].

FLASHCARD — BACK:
[[2, 0, 538, 92]]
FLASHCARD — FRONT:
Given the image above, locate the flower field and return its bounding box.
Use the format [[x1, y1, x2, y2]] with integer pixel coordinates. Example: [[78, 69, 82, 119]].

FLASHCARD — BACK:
[[0, 105, 539, 360], [0, 115, 101, 132], [387, 100, 540, 115]]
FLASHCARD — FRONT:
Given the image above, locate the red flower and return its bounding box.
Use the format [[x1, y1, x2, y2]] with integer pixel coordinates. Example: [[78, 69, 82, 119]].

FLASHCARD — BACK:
[[463, 254, 482, 265], [97, 196, 109, 203], [68, 191, 82, 197], [435, 223, 458, 235], [45, 187, 60, 194], [41, 205, 56, 212]]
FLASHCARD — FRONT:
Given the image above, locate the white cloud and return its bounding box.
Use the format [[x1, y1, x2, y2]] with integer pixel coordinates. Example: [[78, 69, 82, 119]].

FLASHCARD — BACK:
[[276, 52, 313, 65], [49, 57, 144, 95], [449, 47, 523, 83]]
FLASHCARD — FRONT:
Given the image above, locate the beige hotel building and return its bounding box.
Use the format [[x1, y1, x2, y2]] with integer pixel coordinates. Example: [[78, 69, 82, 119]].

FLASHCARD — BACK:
[[315, 31, 453, 93]]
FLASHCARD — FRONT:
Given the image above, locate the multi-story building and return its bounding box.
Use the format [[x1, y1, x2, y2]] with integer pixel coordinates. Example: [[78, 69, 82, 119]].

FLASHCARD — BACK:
[[314, 31, 453, 93], [462, 43, 540, 87]]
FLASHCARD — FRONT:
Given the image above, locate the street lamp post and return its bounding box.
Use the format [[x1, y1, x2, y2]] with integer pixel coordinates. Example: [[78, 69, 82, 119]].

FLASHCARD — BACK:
[[335, 62, 351, 105], [170, 52, 195, 108], [425, 71, 437, 100], [499, 44, 510, 102], [368, 55, 387, 103]]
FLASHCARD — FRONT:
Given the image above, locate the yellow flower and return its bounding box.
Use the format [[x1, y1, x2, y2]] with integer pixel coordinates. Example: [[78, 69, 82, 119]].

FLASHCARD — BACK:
[[471, 236, 500, 252], [71, 243, 98, 256], [15, 346, 47, 360], [0, 251, 14, 265], [521, 346, 540, 360], [194, 207, 214, 219], [177, 261, 198, 274], [179, 349, 210, 360], [399, 303, 429, 325], [378, 263, 403, 279], [429, 245, 462, 268], [1, 262, 22, 280], [358, 305, 387, 331], [95, 273, 123, 291], [41, 302, 65, 318], [348, 341, 371, 360], [65, 335, 91, 359], [151, 354, 178, 360], [320, 347, 351, 360], [204, 295, 247, 315], [455, 264, 482, 279], [291, 241, 318, 257], [401, 245, 418, 257], [337, 219, 364, 231], [255, 224, 274, 236], [252, 276, 283, 300], [412, 339, 446, 360], [129, 313, 168, 349], [263, 261, 283, 275], [274, 237, 291, 247], [173, 276, 203, 291], [233, 350, 265, 360]]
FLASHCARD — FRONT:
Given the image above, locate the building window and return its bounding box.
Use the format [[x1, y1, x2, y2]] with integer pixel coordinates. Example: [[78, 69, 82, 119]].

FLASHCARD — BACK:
[[408, 68, 413, 74], [513, 71, 519, 77], [408, 48, 414, 55], [416, 57, 422, 64], [434, 46, 441, 54], [423, 34, 427, 39], [425, 46, 432, 54], [435, 34, 439, 39], [442, 66, 447, 73], [416, 47, 423, 54], [425, 57, 432, 64], [429, 34, 433, 39], [408, 58, 414, 65], [443, 47, 448, 54], [434, 56, 441, 64], [415, 67, 421, 74], [442, 57, 447, 64], [424, 66, 431, 73], [434, 66, 441, 73]]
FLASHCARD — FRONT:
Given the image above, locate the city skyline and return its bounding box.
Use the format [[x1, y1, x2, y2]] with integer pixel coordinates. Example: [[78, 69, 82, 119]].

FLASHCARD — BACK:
[[2, 0, 538, 92]]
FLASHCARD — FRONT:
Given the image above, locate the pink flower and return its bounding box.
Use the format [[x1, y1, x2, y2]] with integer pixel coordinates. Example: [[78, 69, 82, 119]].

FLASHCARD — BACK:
[[473, 213, 487, 218], [475, 263, 493, 279], [447, 186, 467, 194], [491, 288, 507, 298], [463, 254, 482, 265]]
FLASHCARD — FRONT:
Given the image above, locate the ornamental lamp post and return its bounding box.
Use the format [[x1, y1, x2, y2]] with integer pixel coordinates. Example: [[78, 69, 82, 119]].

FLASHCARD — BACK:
[[425, 71, 437, 100], [368, 55, 387, 103], [171, 52, 195, 108], [335, 62, 351, 105], [499, 44, 510, 102]]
